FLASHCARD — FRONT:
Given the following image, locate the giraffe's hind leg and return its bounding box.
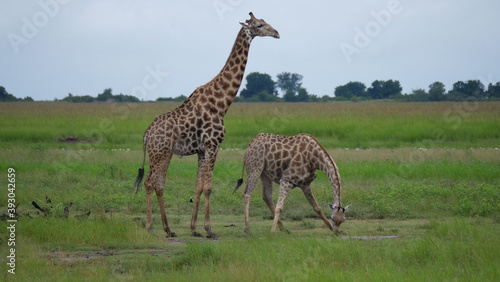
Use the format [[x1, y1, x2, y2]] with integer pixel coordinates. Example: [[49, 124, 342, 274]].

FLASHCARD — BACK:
[[144, 150, 176, 237], [243, 170, 260, 234], [242, 147, 266, 234], [145, 182, 154, 232], [191, 149, 218, 239]]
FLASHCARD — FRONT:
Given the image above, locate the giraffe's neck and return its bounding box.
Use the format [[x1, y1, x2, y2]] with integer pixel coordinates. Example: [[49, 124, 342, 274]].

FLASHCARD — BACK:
[[197, 27, 252, 118], [319, 154, 342, 207]]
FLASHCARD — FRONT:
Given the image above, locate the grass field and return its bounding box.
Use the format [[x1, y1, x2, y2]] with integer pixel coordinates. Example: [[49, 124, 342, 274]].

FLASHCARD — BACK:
[[0, 101, 499, 281]]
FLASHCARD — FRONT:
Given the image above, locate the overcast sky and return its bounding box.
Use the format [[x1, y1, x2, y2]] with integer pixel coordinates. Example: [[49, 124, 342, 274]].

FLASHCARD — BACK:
[[1, 0, 499, 101]]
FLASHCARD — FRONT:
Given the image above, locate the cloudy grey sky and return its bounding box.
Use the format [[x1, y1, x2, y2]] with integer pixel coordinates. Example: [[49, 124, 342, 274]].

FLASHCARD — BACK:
[[1, 0, 499, 101]]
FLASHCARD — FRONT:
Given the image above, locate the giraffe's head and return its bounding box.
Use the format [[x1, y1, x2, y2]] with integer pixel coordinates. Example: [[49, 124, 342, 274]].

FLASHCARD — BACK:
[[329, 203, 351, 234], [240, 12, 280, 39]]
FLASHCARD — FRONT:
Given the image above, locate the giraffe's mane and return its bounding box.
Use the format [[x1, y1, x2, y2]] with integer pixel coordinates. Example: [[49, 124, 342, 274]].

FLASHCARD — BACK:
[[304, 134, 342, 193]]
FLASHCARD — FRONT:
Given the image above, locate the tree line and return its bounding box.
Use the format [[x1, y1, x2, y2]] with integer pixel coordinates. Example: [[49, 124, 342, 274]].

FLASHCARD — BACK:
[[236, 72, 315, 102], [334, 80, 500, 102], [238, 72, 500, 102], [60, 88, 140, 103], [0, 87, 140, 103], [2, 74, 500, 102], [0, 86, 33, 102]]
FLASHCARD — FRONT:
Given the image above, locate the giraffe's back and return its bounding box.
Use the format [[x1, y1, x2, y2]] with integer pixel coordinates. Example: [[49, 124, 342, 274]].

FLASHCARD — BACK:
[[245, 133, 323, 186]]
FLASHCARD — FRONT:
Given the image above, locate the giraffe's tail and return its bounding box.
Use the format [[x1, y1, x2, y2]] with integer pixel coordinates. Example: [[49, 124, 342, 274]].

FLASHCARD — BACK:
[[134, 135, 147, 194], [233, 160, 246, 194]]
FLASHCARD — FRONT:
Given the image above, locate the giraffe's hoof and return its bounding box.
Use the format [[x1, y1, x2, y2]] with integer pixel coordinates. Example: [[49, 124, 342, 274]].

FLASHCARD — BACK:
[[334, 230, 346, 236], [166, 232, 177, 238], [192, 232, 203, 238], [206, 233, 217, 239]]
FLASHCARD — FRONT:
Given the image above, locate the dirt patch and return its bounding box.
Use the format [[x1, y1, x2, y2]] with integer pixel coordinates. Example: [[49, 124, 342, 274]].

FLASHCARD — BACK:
[[58, 136, 97, 143], [341, 235, 400, 240], [58, 136, 81, 143], [47, 250, 115, 262], [47, 249, 172, 262], [167, 239, 186, 245]]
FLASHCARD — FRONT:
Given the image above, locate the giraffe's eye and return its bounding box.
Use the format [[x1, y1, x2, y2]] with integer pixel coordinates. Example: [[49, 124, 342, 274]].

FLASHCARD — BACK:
[[257, 24, 263, 28]]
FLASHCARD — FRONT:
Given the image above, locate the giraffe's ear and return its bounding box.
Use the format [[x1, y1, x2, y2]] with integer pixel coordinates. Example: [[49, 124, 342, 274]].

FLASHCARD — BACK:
[[328, 202, 336, 210], [240, 21, 249, 28], [344, 204, 351, 212]]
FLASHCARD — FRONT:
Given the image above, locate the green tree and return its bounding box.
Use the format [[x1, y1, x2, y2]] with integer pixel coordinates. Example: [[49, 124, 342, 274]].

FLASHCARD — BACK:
[[367, 80, 384, 99], [410, 89, 429, 102], [466, 80, 485, 99], [428, 81, 446, 101], [334, 81, 367, 99], [367, 80, 402, 99], [383, 80, 403, 98], [62, 93, 74, 102], [0, 86, 18, 102], [276, 72, 303, 95], [62, 93, 95, 102], [157, 95, 187, 102], [96, 88, 114, 101], [114, 93, 140, 102], [487, 82, 500, 98], [283, 89, 297, 102], [297, 88, 309, 102], [451, 80, 485, 99], [240, 72, 276, 100]]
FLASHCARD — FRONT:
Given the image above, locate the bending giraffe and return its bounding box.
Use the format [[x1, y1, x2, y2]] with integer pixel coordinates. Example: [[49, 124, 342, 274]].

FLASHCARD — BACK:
[[234, 133, 351, 234], [134, 13, 279, 238]]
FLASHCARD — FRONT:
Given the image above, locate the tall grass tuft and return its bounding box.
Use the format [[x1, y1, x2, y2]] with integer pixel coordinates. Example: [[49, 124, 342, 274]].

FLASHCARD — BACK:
[[15, 217, 153, 248]]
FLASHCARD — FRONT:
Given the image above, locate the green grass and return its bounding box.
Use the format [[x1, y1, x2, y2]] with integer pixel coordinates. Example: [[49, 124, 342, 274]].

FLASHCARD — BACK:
[[1, 102, 499, 149], [349, 183, 500, 219], [2, 218, 498, 281], [163, 218, 499, 281], [2, 148, 498, 220], [0, 101, 499, 281]]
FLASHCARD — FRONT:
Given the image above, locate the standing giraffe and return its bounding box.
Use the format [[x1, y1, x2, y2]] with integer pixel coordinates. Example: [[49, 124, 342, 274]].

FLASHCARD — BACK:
[[234, 133, 351, 234], [134, 13, 279, 238]]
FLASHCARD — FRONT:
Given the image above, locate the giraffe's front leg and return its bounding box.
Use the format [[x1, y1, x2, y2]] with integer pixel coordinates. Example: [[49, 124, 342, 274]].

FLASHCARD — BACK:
[[301, 184, 333, 231], [202, 149, 218, 239], [261, 175, 288, 233], [190, 154, 205, 237]]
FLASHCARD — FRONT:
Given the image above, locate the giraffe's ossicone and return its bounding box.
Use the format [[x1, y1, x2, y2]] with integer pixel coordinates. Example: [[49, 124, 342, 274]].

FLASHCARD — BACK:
[[134, 13, 279, 238]]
